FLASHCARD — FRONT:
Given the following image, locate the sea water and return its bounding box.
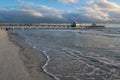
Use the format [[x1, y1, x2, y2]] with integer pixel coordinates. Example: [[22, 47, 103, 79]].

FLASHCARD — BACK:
[[12, 25, 120, 80]]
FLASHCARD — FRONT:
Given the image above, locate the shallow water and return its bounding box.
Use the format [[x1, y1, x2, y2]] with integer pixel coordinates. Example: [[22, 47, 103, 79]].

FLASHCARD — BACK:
[[13, 27, 120, 80]]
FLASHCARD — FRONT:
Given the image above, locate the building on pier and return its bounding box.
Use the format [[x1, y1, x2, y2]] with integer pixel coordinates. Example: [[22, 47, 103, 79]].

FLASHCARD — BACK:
[[88, 23, 105, 28], [71, 22, 81, 28]]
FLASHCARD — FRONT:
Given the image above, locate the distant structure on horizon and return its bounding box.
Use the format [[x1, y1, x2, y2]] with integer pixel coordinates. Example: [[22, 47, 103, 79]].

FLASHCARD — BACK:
[[71, 22, 105, 29]]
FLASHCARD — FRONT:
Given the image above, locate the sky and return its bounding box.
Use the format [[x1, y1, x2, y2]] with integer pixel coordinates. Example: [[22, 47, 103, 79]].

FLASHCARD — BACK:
[[0, 0, 120, 23]]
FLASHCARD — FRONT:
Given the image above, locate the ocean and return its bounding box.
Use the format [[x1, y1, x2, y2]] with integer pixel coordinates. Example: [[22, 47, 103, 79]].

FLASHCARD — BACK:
[[11, 25, 120, 80]]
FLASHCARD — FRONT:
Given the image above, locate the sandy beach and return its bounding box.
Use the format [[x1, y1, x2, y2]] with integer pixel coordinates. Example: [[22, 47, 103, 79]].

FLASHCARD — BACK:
[[0, 30, 52, 80]]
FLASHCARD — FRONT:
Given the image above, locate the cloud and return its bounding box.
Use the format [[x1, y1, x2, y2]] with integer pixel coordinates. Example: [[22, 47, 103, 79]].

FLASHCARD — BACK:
[[0, 8, 66, 23], [1, 0, 120, 23], [77, 7, 110, 21], [94, 0, 120, 22], [21, 9, 43, 17], [95, 0, 120, 9], [87, 0, 95, 4], [0, 0, 66, 23], [18, 0, 63, 18], [77, 0, 120, 23], [59, 0, 78, 4]]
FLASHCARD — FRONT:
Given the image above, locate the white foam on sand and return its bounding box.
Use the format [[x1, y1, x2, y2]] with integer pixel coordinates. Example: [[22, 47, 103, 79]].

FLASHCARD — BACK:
[[41, 51, 60, 80], [26, 43, 60, 80]]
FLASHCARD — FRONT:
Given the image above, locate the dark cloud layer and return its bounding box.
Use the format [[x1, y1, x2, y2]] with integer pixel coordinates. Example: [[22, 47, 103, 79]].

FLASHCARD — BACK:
[[0, 9, 64, 23]]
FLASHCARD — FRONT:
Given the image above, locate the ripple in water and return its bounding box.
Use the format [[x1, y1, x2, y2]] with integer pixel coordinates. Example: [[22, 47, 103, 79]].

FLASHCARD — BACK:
[[13, 28, 120, 80]]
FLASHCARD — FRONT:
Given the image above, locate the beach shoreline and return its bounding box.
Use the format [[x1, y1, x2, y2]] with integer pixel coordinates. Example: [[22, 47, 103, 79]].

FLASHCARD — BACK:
[[0, 30, 31, 80], [2, 28, 120, 80], [6, 30, 53, 80]]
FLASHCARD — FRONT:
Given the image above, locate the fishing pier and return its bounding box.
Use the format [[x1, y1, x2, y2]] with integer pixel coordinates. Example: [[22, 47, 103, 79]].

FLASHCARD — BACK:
[[0, 23, 105, 30]]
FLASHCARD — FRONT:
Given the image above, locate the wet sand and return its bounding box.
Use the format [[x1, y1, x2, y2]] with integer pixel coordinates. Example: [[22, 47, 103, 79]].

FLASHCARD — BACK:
[[0, 30, 31, 80], [0, 30, 52, 80]]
